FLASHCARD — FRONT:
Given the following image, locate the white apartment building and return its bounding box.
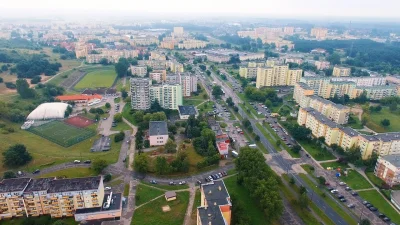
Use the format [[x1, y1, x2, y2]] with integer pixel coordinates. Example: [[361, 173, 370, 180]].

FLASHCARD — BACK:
[[130, 78, 151, 110], [130, 66, 147, 77], [150, 84, 183, 110], [181, 74, 198, 97]]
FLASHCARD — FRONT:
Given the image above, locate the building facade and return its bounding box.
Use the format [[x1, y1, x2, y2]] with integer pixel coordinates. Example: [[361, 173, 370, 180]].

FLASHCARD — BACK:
[[150, 84, 183, 110], [255, 65, 303, 87], [332, 66, 351, 77], [130, 66, 147, 77], [374, 155, 400, 186], [130, 78, 151, 110], [148, 121, 168, 146]]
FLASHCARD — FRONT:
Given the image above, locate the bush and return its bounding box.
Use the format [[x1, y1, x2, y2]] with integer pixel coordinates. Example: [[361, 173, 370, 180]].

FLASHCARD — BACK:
[[5, 82, 16, 89], [30, 76, 42, 84], [114, 131, 125, 142], [2, 144, 32, 167], [114, 113, 122, 122], [103, 173, 112, 182]]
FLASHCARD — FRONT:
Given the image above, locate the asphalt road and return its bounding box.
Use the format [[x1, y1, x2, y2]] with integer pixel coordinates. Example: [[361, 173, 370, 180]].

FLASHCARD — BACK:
[[204, 67, 352, 225]]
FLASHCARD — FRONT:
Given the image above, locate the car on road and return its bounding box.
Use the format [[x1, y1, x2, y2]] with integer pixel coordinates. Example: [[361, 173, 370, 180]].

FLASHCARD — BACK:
[[330, 189, 338, 194], [222, 171, 227, 176], [369, 207, 377, 211], [339, 182, 346, 186], [179, 181, 186, 185], [150, 180, 157, 184], [305, 154, 310, 158], [74, 160, 81, 163], [169, 182, 175, 185], [84, 160, 91, 164], [105, 187, 111, 190], [351, 191, 358, 196], [32, 169, 40, 174], [347, 204, 355, 208]]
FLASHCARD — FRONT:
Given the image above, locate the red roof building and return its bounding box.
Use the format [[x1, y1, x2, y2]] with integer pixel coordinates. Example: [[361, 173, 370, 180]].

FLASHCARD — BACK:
[[216, 141, 229, 158], [56, 94, 102, 102]]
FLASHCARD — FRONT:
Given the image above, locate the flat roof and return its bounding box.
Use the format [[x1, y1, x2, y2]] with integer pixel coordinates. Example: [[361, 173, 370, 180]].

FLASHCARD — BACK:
[[303, 107, 340, 128], [381, 155, 400, 167], [0, 178, 31, 193], [149, 121, 168, 136], [24, 177, 54, 193], [48, 176, 101, 193], [76, 193, 122, 214], [178, 105, 197, 116], [56, 94, 102, 101], [340, 127, 359, 137]]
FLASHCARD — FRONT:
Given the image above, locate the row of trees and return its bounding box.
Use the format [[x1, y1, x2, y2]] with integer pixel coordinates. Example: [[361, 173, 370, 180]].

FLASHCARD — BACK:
[[244, 86, 282, 107], [235, 147, 283, 221], [16, 54, 62, 78]]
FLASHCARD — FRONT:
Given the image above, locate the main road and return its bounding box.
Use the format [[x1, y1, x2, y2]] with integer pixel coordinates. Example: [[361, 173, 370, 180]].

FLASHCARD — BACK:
[[201, 67, 352, 225]]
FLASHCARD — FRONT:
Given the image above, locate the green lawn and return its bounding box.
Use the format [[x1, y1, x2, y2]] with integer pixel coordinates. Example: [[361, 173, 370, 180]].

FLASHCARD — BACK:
[[299, 140, 336, 161], [135, 184, 165, 206], [298, 174, 357, 225], [183, 99, 204, 106], [320, 161, 349, 170], [131, 191, 190, 225], [39, 167, 95, 178], [114, 97, 121, 103], [301, 164, 315, 175], [367, 108, 400, 132], [345, 114, 363, 129], [0, 120, 122, 174], [224, 176, 271, 225], [365, 171, 385, 188], [124, 183, 130, 197], [339, 169, 372, 190], [358, 190, 400, 224], [111, 120, 132, 131], [74, 69, 117, 90], [142, 182, 189, 191]]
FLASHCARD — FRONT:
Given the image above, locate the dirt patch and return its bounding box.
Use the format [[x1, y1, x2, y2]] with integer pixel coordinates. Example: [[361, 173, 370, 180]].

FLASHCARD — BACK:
[[162, 205, 171, 212]]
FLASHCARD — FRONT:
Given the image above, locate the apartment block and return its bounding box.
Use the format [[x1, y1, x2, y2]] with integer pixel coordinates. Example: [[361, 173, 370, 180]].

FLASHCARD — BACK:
[[332, 66, 351, 77], [149, 70, 166, 83], [168, 61, 184, 73], [130, 78, 151, 110], [160, 41, 175, 49], [130, 66, 147, 77], [293, 82, 315, 105], [197, 180, 231, 225], [86, 49, 138, 64], [298, 107, 400, 159], [149, 51, 166, 61], [255, 65, 303, 87], [181, 73, 198, 97], [310, 28, 328, 39], [173, 27, 184, 37], [314, 60, 330, 70], [374, 155, 400, 186], [239, 67, 258, 79], [138, 60, 167, 70], [150, 84, 183, 110], [0, 176, 114, 221], [178, 39, 207, 49]]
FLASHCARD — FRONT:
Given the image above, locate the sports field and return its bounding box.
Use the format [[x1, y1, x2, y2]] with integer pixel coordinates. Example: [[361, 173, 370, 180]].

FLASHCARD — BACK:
[[28, 121, 96, 147], [74, 69, 117, 89]]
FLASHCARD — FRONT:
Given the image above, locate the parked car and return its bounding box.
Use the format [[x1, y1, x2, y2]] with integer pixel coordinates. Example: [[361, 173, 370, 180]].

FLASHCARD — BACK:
[[347, 204, 355, 208], [179, 181, 186, 185], [105, 187, 111, 191], [205, 177, 210, 182], [339, 182, 346, 186], [74, 160, 81, 163], [351, 191, 358, 196], [150, 180, 157, 184], [362, 201, 369, 205], [330, 189, 338, 194], [345, 186, 352, 191], [340, 198, 347, 202], [383, 217, 391, 222], [337, 195, 345, 199], [369, 207, 377, 211], [84, 160, 91, 164], [169, 182, 175, 185], [378, 213, 386, 218], [32, 169, 40, 174]]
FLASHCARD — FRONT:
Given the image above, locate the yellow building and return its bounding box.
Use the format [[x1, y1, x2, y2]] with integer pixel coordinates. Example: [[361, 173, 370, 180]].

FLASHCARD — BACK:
[[178, 39, 207, 49], [332, 66, 351, 77], [239, 67, 258, 79], [293, 82, 315, 106], [0, 176, 107, 221], [160, 41, 175, 49], [197, 180, 231, 225], [255, 65, 302, 87], [173, 27, 184, 37]]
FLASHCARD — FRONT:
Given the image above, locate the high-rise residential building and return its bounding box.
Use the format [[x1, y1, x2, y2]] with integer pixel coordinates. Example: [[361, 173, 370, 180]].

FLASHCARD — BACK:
[[130, 65, 147, 77], [130, 78, 151, 110], [150, 84, 183, 110], [332, 66, 351, 77], [197, 180, 232, 225], [181, 73, 197, 97], [310, 28, 328, 39], [0, 176, 122, 221], [255, 65, 302, 87]]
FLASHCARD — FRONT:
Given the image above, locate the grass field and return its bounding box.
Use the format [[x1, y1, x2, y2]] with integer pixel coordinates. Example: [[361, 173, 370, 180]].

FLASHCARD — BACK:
[[224, 176, 270, 225], [131, 191, 189, 225], [28, 121, 96, 147], [339, 169, 372, 190], [0, 120, 122, 174], [142, 182, 189, 191], [358, 190, 400, 224], [320, 161, 349, 170], [135, 184, 165, 206], [74, 69, 117, 90], [111, 120, 132, 132], [365, 171, 385, 188], [367, 108, 400, 132], [346, 114, 363, 129], [38, 167, 95, 178], [299, 140, 336, 161], [124, 184, 130, 196], [190, 189, 201, 220]]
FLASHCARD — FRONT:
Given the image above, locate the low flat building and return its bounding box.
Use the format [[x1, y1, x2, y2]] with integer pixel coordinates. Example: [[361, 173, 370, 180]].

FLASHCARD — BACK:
[[197, 180, 231, 225], [374, 155, 400, 186], [178, 105, 198, 120], [74, 193, 122, 222], [216, 141, 229, 159], [56, 94, 102, 105], [149, 121, 168, 146], [164, 191, 177, 201]]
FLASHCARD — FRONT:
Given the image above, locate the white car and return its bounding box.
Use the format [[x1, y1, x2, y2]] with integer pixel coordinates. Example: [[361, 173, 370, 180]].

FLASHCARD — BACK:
[[105, 187, 111, 191], [330, 189, 338, 193], [74, 160, 81, 163], [339, 182, 346, 186]]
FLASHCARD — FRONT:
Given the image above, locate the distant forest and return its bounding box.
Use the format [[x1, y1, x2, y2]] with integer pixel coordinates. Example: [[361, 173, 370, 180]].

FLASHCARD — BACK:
[[291, 38, 400, 74]]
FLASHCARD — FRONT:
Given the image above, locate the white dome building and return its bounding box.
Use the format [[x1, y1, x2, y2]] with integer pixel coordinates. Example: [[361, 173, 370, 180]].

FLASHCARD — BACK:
[[27, 102, 70, 120]]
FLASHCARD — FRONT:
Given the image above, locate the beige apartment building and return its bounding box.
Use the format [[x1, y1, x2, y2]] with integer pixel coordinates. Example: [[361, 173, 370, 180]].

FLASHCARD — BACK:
[[255, 65, 303, 87], [239, 67, 258, 79], [0, 176, 108, 220], [149, 52, 166, 61], [138, 59, 168, 70], [173, 27, 184, 37], [178, 39, 207, 49], [314, 61, 330, 70], [310, 28, 328, 39], [130, 66, 147, 77], [168, 61, 184, 73], [332, 66, 351, 77], [149, 70, 167, 83], [160, 41, 175, 49], [298, 107, 400, 159]]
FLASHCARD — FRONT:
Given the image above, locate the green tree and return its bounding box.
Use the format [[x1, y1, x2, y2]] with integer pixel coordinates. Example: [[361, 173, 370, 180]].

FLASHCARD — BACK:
[[114, 113, 123, 122], [134, 154, 149, 173], [3, 144, 32, 167], [359, 219, 371, 225], [289, 176, 295, 185], [291, 145, 301, 154], [165, 139, 177, 153], [206, 70, 211, 76], [92, 159, 108, 174], [103, 173, 112, 182], [16, 79, 35, 99], [155, 156, 171, 175], [3, 171, 16, 179], [121, 89, 128, 99], [298, 192, 309, 208], [317, 176, 326, 186], [114, 58, 129, 77], [327, 53, 341, 65], [276, 140, 281, 147], [255, 135, 260, 142], [52, 221, 68, 225], [212, 85, 223, 99], [381, 119, 390, 127], [389, 102, 398, 112], [114, 131, 125, 142], [105, 102, 111, 109]]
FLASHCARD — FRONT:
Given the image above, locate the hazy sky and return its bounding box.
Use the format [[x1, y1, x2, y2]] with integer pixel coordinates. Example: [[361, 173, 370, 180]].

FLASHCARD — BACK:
[[1, 0, 400, 19]]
